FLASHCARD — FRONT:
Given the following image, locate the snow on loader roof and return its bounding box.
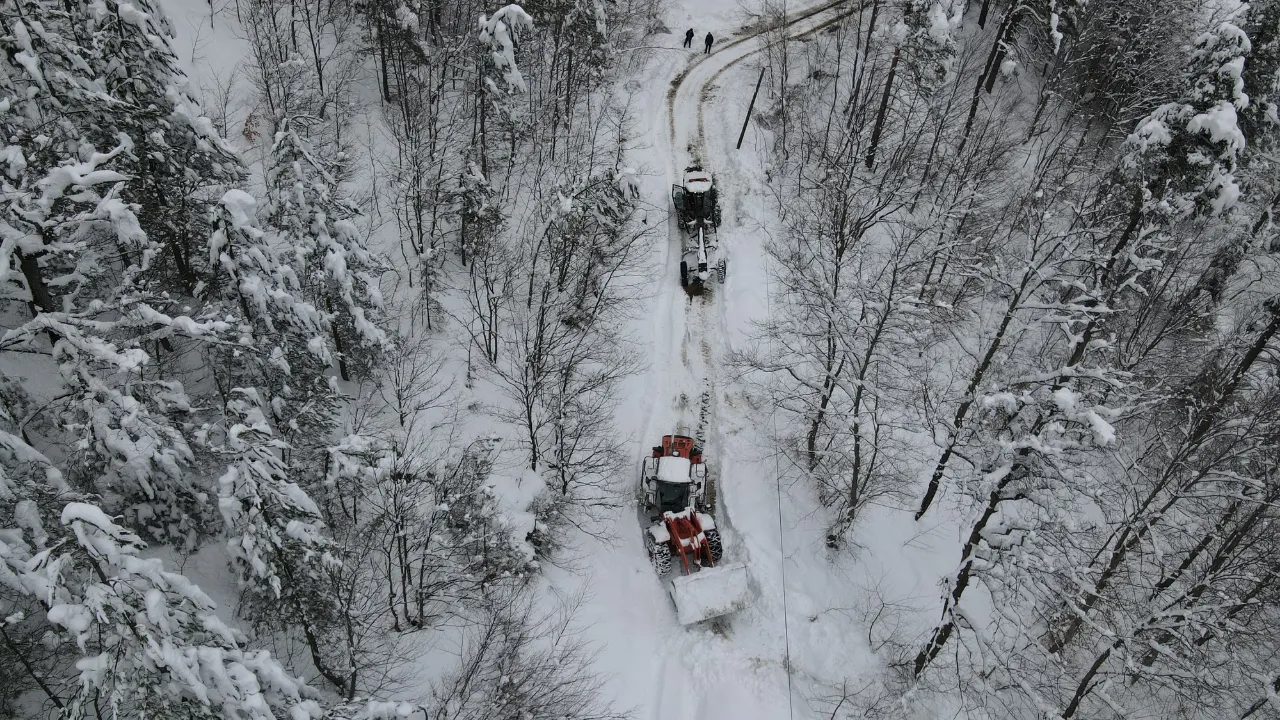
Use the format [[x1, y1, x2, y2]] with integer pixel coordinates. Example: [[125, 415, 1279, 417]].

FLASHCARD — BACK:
[[683, 174, 712, 194], [657, 455, 693, 483], [670, 561, 751, 625]]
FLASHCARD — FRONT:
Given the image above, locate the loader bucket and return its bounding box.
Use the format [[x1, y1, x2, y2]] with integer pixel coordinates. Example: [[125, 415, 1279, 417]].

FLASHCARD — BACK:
[[669, 561, 751, 625]]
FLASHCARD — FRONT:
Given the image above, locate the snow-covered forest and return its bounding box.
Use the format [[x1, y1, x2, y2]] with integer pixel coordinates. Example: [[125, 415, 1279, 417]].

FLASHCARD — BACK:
[[2, 0, 1280, 716]]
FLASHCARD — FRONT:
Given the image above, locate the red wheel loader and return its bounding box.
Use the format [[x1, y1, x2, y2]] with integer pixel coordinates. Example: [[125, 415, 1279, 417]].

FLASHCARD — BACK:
[[639, 434, 751, 625]]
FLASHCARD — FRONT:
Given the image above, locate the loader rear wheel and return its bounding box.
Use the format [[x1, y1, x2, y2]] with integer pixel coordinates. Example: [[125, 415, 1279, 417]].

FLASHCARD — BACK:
[[716, 259, 726, 284], [705, 529, 724, 564], [680, 261, 689, 287]]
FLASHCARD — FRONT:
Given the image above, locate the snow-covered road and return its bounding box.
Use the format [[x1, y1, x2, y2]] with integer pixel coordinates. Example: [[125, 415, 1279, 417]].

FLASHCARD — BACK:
[[552, 3, 888, 719]]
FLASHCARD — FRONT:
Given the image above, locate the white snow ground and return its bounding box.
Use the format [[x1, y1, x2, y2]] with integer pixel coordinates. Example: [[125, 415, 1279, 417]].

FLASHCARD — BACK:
[[150, 0, 971, 715]]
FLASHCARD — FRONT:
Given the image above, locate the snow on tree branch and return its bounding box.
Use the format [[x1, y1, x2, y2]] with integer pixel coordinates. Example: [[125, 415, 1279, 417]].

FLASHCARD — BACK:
[[479, 5, 535, 94]]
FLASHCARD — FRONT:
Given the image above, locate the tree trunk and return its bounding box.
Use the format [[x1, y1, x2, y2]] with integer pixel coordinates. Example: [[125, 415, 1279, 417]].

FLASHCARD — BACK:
[[15, 247, 61, 343], [978, 0, 992, 27], [1061, 646, 1111, 718], [865, 47, 900, 170], [916, 276, 1029, 520], [805, 331, 844, 472], [913, 465, 1023, 675], [956, 5, 1022, 156]]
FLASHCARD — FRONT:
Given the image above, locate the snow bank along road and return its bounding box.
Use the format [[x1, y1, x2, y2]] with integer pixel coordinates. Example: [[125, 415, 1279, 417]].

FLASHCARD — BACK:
[[568, 2, 866, 719]]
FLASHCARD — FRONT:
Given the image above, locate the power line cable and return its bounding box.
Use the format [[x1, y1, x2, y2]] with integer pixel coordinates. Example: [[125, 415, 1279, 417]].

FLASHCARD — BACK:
[[761, 155, 795, 720]]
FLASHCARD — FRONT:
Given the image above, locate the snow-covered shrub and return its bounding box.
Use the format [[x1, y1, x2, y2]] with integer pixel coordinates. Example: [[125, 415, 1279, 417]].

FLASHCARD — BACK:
[[458, 162, 505, 269], [322, 434, 535, 633], [901, 0, 963, 87], [523, 483, 568, 560], [429, 586, 623, 720]]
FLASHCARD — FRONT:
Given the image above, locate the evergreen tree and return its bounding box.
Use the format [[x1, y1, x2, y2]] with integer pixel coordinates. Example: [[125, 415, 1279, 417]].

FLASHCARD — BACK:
[[211, 390, 358, 695], [0, 425, 331, 719], [203, 188, 339, 471], [262, 122, 388, 383], [1123, 18, 1251, 216], [0, 0, 370, 710]]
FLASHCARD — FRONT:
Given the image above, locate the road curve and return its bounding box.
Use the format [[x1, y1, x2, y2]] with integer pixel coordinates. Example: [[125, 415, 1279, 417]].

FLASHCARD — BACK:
[[665, 0, 856, 172], [632, 4, 860, 719]]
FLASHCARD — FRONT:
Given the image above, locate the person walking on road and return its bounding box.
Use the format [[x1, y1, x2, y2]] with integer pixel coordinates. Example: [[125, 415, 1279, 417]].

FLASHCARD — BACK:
[[684, 28, 695, 48], [704, 31, 714, 53]]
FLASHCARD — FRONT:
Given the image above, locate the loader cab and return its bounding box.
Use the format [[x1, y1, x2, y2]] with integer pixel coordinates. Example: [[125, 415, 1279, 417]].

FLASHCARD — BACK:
[[671, 166, 720, 229], [643, 435, 708, 516], [654, 478, 693, 514]]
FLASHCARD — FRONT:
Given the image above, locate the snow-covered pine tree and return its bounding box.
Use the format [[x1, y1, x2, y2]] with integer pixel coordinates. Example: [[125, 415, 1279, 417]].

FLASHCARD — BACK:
[[479, 5, 536, 97], [1240, 0, 1280, 144], [1122, 16, 1250, 217], [0, 421, 334, 719], [263, 121, 388, 383], [0, 167, 225, 544], [1179, 1, 1280, 307], [0, 0, 245, 545], [12, 0, 243, 295], [0, 0, 237, 320], [211, 389, 358, 696], [203, 188, 340, 475]]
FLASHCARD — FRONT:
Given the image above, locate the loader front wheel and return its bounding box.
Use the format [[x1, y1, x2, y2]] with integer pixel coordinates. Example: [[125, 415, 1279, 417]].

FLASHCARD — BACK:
[[705, 529, 724, 564], [716, 258, 726, 284], [649, 538, 672, 575], [680, 261, 689, 287]]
